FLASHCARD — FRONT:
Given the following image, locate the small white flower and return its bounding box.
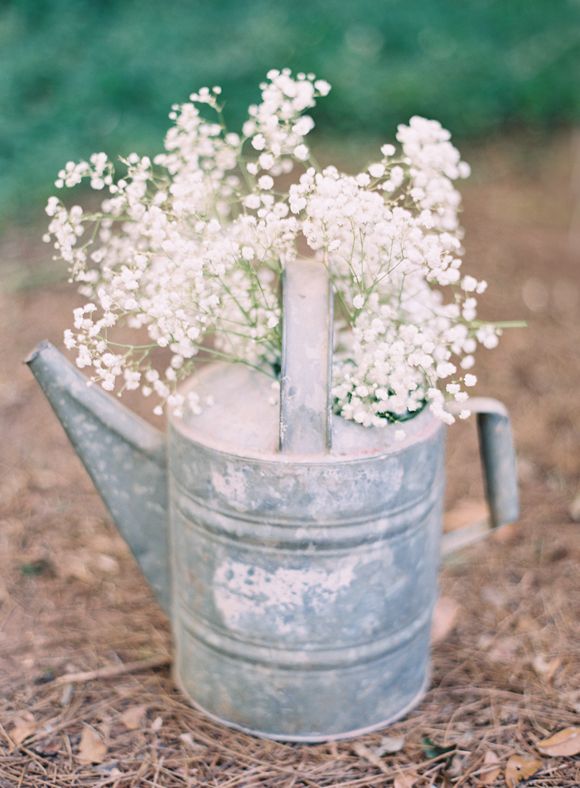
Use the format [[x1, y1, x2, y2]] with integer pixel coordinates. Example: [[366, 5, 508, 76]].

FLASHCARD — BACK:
[[293, 116, 315, 136], [368, 163, 385, 178], [356, 173, 371, 187], [461, 275, 478, 292], [243, 194, 261, 210], [314, 79, 331, 96], [258, 175, 274, 190], [258, 152, 275, 170], [458, 161, 471, 178], [251, 133, 266, 151], [294, 144, 309, 161]]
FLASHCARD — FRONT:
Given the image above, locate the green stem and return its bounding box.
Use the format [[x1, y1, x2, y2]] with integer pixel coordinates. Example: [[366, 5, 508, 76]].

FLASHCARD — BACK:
[[200, 346, 277, 379], [475, 320, 527, 329]]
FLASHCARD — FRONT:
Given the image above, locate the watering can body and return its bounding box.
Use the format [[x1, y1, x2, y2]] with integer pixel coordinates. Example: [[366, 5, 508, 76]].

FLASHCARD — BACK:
[[168, 365, 445, 740], [27, 260, 518, 741]]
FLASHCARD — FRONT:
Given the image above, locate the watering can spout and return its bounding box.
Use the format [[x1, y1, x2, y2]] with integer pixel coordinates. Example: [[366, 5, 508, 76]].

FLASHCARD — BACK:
[[26, 341, 171, 612]]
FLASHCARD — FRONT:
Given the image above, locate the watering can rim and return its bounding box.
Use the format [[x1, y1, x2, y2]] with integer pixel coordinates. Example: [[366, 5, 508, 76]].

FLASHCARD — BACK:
[[169, 362, 442, 465]]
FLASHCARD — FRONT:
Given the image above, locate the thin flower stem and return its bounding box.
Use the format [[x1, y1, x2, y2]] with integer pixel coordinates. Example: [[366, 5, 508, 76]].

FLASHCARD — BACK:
[[199, 346, 277, 379], [473, 320, 527, 329]]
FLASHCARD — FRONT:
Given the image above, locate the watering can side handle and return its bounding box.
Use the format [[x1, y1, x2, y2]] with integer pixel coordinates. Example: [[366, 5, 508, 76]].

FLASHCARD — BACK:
[[279, 259, 334, 454], [441, 397, 519, 556], [474, 397, 520, 528]]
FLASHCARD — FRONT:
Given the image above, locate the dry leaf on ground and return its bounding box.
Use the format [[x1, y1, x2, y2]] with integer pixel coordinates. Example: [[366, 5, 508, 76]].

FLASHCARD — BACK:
[[76, 725, 107, 764], [491, 522, 521, 544], [8, 715, 36, 749], [374, 734, 405, 755], [537, 726, 580, 757], [393, 769, 419, 788], [431, 596, 460, 644], [179, 732, 205, 752], [481, 585, 508, 609], [532, 654, 561, 683], [94, 553, 119, 574], [568, 491, 580, 522], [352, 741, 389, 773], [487, 635, 520, 663], [120, 704, 147, 730], [504, 754, 542, 787], [60, 554, 93, 583], [479, 750, 501, 784], [444, 499, 488, 531], [448, 753, 468, 778]]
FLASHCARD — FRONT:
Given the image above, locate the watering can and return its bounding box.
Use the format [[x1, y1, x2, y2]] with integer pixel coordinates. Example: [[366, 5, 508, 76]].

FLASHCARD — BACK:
[[26, 259, 518, 741]]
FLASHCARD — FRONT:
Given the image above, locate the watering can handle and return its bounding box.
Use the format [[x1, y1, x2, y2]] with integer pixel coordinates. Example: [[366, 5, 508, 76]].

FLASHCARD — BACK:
[[279, 259, 334, 454], [442, 397, 520, 555]]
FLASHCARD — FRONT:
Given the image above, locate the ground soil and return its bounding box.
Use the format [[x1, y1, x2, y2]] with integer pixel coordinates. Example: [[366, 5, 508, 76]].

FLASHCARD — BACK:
[[0, 133, 578, 786]]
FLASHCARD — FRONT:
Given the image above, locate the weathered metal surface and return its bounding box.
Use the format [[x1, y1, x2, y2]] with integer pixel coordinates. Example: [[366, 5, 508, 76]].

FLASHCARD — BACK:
[[169, 392, 445, 740], [280, 259, 333, 454], [26, 341, 171, 613], [26, 260, 520, 741]]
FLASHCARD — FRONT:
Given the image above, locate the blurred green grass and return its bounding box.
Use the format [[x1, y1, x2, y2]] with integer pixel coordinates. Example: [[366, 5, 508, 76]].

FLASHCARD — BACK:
[[1, 0, 579, 221]]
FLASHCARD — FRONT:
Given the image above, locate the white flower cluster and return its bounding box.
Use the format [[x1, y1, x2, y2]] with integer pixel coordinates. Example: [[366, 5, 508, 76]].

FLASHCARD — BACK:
[[46, 70, 502, 425]]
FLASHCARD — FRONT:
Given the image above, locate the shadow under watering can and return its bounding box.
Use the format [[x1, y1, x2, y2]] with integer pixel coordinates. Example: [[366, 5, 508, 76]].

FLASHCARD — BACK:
[[26, 258, 518, 741]]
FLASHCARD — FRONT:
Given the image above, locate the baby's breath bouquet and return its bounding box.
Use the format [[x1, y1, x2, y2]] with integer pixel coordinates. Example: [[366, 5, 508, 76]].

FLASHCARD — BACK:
[[46, 68, 507, 428]]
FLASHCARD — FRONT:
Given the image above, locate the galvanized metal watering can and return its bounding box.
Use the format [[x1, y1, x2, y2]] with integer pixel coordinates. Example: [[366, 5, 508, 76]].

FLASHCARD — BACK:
[[27, 259, 518, 741]]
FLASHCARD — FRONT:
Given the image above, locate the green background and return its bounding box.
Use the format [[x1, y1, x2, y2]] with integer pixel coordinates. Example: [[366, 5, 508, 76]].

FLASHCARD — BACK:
[[1, 0, 579, 220]]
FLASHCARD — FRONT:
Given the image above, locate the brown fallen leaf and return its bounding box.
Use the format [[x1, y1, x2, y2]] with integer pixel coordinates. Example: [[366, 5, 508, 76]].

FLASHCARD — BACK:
[[569, 490, 580, 522], [60, 683, 74, 707], [8, 715, 36, 750], [431, 596, 460, 644], [504, 754, 542, 787], [120, 704, 147, 731], [444, 499, 487, 532], [179, 732, 205, 752], [566, 690, 580, 715], [481, 585, 508, 609], [393, 769, 418, 788], [537, 727, 580, 757], [94, 553, 119, 574], [491, 522, 521, 544], [352, 741, 389, 773], [31, 468, 63, 490], [532, 654, 561, 684], [515, 614, 536, 633], [448, 753, 468, 778], [374, 733, 405, 755], [61, 554, 93, 583], [76, 725, 107, 764], [479, 750, 501, 785], [487, 635, 519, 664]]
